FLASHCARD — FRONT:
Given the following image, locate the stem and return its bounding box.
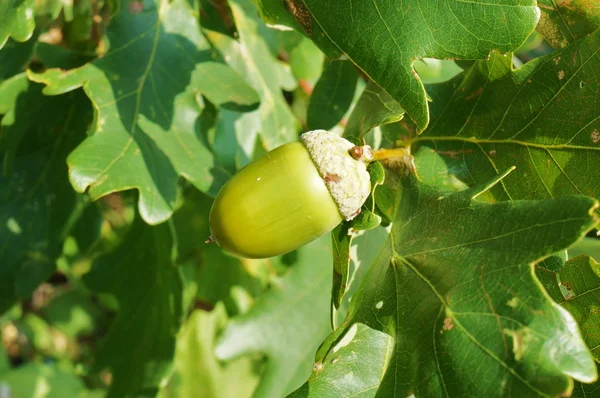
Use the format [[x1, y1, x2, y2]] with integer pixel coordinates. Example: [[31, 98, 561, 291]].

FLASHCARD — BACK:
[[371, 147, 411, 162]]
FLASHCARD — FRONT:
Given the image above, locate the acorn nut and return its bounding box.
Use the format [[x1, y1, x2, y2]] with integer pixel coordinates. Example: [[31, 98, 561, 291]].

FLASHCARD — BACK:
[[208, 130, 372, 259]]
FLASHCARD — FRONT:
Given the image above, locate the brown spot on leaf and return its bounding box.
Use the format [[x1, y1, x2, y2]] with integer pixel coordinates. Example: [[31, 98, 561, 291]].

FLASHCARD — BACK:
[[285, 0, 313, 36], [313, 362, 323, 372], [129, 1, 144, 14], [591, 129, 600, 144], [465, 87, 484, 100], [435, 149, 473, 160], [442, 317, 454, 332]]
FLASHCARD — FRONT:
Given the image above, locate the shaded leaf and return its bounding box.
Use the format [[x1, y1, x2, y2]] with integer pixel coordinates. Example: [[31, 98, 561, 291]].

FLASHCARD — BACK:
[[171, 188, 268, 309], [0, 339, 8, 374], [344, 80, 404, 141], [0, 74, 92, 314], [537, 0, 600, 48], [569, 237, 600, 261], [557, 255, 600, 361], [216, 236, 333, 398], [28, 0, 262, 224], [307, 60, 358, 131], [159, 305, 260, 398], [255, 0, 539, 131], [0, 0, 36, 49], [82, 215, 184, 397], [304, 176, 599, 397], [331, 162, 384, 309], [417, 31, 600, 208], [0, 37, 36, 82], [40, 289, 106, 338]]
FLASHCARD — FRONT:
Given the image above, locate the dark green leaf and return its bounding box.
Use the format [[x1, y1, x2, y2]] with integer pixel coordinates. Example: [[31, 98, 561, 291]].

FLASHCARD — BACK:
[[0, 0, 36, 49], [40, 289, 106, 338], [82, 215, 184, 397], [569, 236, 600, 261], [0, 338, 9, 374], [557, 255, 600, 361], [215, 236, 333, 398], [256, 0, 539, 131], [28, 0, 261, 224], [344, 80, 405, 141], [302, 176, 599, 397], [171, 188, 267, 309], [418, 31, 600, 207], [331, 162, 384, 309], [307, 60, 358, 131], [537, 0, 600, 48], [0, 37, 36, 82], [0, 74, 92, 313]]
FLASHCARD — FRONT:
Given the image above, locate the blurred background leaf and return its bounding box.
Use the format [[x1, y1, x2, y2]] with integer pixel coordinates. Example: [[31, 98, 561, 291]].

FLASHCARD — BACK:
[[215, 236, 333, 398], [0, 0, 37, 49]]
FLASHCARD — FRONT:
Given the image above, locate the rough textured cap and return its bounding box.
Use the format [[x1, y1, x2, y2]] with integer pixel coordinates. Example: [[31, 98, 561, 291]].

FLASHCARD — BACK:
[[301, 130, 371, 220]]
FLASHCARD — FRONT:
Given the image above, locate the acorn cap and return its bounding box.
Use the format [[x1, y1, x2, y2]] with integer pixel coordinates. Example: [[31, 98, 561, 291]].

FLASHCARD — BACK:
[[301, 130, 371, 220]]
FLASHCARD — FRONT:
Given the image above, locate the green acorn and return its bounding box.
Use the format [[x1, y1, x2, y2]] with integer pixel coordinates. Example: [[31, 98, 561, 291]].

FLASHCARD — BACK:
[[208, 130, 373, 259]]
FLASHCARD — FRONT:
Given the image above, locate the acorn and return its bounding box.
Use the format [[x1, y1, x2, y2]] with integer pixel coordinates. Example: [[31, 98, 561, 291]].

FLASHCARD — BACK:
[[208, 130, 373, 259]]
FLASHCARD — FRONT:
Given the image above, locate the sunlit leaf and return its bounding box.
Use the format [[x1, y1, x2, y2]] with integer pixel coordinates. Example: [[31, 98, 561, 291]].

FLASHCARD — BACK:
[[29, 0, 260, 224], [216, 236, 333, 398], [417, 31, 600, 207], [299, 175, 599, 397], [254, 0, 539, 131]]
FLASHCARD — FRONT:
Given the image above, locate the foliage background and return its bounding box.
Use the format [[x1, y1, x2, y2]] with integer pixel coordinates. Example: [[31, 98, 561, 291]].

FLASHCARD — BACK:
[[0, 0, 599, 397]]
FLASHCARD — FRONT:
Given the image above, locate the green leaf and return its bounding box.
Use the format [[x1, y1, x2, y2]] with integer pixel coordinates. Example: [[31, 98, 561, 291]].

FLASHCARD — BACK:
[[287, 36, 324, 82], [556, 255, 600, 361], [40, 289, 106, 338], [537, 0, 600, 48], [0, 0, 36, 49], [417, 31, 600, 206], [82, 214, 184, 397], [289, 323, 393, 398], [0, 338, 9, 374], [0, 74, 92, 314], [215, 236, 333, 398], [344, 80, 405, 141], [569, 237, 600, 261], [0, 37, 36, 82], [413, 58, 463, 85], [302, 176, 599, 397], [307, 60, 358, 131], [171, 188, 267, 309], [28, 0, 262, 225], [158, 305, 260, 398], [256, 0, 539, 132], [0, 362, 86, 397], [331, 162, 384, 309], [540, 254, 600, 395], [203, 0, 299, 152], [572, 371, 600, 398]]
